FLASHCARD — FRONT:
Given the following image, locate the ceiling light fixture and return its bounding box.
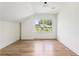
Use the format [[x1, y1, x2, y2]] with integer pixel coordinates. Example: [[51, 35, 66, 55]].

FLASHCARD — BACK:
[[43, 2, 56, 10], [43, 2, 48, 8], [44, 2, 47, 4]]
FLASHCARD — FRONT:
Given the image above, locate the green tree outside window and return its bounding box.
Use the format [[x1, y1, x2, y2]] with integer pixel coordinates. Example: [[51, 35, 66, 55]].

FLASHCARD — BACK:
[[35, 18, 52, 32]]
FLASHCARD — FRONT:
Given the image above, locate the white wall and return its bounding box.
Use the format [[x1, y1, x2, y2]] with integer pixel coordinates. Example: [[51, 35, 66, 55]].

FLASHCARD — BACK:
[[0, 20, 20, 49], [58, 5, 79, 55], [21, 14, 57, 40]]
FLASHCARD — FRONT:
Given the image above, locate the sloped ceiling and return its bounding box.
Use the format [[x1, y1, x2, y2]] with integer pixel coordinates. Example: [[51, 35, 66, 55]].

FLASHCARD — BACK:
[[0, 2, 78, 22], [0, 2, 34, 22]]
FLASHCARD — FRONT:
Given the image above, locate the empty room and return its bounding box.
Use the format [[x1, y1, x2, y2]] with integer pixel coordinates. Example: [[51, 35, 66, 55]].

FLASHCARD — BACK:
[[0, 2, 79, 56]]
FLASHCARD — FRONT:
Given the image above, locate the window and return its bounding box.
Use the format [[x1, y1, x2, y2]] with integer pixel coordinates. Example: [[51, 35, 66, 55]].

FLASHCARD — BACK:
[[35, 18, 52, 32]]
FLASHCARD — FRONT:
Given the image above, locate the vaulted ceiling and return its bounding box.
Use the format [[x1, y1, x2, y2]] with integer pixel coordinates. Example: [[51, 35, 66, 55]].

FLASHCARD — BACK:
[[0, 2, 79, 22]]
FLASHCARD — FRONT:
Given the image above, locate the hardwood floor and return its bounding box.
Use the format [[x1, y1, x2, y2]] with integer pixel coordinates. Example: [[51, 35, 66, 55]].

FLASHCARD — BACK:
[[0, 40, 77, 56]]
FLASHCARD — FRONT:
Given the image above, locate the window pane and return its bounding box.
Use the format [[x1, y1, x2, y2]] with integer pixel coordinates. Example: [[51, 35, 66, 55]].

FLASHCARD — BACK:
[[35, 19, 52, 32]]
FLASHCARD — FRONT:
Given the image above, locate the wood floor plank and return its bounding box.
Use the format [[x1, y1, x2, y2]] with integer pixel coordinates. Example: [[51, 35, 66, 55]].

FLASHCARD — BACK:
[[0, 40, 77, 56]]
